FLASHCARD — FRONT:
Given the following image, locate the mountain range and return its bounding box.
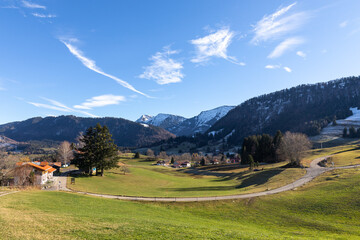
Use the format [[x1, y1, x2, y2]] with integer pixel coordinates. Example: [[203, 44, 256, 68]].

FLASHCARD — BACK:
[[136, 106, 235, 136], [2, 76, 360, 149], [0, 115, 174, 147]]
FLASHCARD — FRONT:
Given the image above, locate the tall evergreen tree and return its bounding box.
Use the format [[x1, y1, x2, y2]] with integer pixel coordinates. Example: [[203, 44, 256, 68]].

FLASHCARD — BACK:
[[273, 130, 283, 162], [343, 127, 348, 138], [349, 126, 356, 138], [258, 134, 273, 163], [73, 123, 119, 176]]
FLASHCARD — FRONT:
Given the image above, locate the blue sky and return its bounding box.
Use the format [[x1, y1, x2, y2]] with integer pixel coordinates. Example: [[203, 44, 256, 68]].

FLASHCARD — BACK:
[[1, 0, 360, 124]]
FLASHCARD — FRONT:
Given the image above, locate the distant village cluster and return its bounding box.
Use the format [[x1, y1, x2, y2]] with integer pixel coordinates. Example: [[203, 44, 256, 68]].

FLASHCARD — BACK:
[[143, 148, 240, 168]]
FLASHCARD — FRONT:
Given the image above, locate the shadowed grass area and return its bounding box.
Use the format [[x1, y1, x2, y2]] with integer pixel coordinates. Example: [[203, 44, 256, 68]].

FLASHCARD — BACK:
[[1, 168, 360, 239]]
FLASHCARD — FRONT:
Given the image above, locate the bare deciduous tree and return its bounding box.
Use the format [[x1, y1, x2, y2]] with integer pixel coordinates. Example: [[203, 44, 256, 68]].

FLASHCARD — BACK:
[[75, 132, 85, 148], [0, 152, 18, 185], [158, 151, 168, 160], [119, 165, 130, 175], [146, 149, 155, 158], [58, 141, 73, 165], [14, 164, 34, 186], [278, 132, 312, 167], [181, 153, 191, 161]]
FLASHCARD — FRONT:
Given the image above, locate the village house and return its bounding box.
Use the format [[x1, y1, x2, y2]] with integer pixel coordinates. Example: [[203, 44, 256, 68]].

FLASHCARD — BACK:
[[180, 161, 191, 168], [14, 162, 56, 186]]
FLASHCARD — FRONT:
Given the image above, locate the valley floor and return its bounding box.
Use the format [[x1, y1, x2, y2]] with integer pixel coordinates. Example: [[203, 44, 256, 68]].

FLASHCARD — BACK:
[[1, 168, 360, 239], [66, 155, 305, 198]]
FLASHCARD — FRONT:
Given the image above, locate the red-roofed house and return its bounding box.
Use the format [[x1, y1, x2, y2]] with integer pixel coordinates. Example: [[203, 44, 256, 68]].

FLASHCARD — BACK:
[[14, 162, 57, 186]]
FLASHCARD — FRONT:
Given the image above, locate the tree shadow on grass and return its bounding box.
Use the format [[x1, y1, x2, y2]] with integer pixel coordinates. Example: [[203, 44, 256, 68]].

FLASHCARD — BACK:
[[332, 146, 360, 155], [235, 169, 285, 189], [161, 185, 237, 192], [69, 174, 91, 178], [161, 169, 285, 193]]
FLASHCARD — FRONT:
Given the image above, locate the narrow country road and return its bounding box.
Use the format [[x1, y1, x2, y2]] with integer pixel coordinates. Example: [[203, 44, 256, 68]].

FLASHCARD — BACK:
[[63, 156, 360, 202], [0, 191, 18, 198]]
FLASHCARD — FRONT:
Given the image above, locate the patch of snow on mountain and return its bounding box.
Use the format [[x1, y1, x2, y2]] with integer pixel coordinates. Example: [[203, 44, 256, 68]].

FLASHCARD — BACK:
[[316, 107, 360, 140], [196, 106, 234, 126], [141, 123, 149, 128], [208, 129, 224, 136], [345, 107, 360, 121], [149, 114, 173, 126]]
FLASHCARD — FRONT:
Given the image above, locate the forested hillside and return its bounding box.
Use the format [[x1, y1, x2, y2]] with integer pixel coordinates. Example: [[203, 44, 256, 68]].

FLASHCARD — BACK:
[[210, 76, 360, 145], [0, 115, 175, 147]]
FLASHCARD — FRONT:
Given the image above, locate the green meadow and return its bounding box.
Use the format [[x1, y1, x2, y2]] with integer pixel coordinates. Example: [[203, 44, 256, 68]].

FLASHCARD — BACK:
[[0, 168, 360, 239], [67, 154, 305, 197]]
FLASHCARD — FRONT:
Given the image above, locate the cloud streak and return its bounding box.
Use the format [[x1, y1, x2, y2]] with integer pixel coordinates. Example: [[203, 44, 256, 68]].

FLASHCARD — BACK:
[[190, 27, 245, 66], [74, 94, 126, 110], [22, 0, 46, 9], [296, 50, 306, 58], [60, 39, 151, 98], [265, 64, 280, 69], [139, 47, 184, 85], [28, 97, 98, 117], [265, 64, 292, 73], [32, 13, 56, 18], [268, 37, 304, 58], [339, 20, 348, 28], [283, 66, 292, 72], [251, 2, 307, 44]]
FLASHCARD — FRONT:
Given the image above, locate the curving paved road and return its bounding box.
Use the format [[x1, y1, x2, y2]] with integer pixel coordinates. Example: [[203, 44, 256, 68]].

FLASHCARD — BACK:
[[64, 156, 360, 202]]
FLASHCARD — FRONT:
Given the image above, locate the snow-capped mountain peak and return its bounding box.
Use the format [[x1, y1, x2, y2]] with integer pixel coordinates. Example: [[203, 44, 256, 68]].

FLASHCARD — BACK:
[[136, 115, 153, 123]]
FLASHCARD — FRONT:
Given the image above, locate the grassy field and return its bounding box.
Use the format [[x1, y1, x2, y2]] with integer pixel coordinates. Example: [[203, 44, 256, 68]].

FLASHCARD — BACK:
[[1, 167, 360, 239], [302, 139, 360, 167], [67, 154, 305, 197]]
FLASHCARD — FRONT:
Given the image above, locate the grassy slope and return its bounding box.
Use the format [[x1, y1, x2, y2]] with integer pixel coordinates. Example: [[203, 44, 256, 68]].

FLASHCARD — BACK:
[[1, 168, 360, 239], [302, 139, 360, 167], [67, 155, 305, 197]]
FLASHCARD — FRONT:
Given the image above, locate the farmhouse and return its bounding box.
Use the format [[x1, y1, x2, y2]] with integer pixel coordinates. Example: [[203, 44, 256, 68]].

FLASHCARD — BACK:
[[14, 162, 56, 186]]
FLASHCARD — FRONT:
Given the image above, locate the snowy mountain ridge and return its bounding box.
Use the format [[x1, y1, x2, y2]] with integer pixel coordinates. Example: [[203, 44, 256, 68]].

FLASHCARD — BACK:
[[136, 105, 235, 136]]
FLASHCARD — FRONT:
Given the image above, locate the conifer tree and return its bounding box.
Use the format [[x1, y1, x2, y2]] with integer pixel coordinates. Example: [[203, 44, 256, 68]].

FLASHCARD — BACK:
[[349, 126, 356, 138], [343, 127, 348, 138], [73, 123, 119, 176]]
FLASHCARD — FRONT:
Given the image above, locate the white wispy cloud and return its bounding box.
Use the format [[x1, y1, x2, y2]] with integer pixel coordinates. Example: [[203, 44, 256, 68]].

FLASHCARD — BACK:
[[190, 27, 245, 66], [28, 97, 98, 117], [32, 13, 56, 18], [339, 20, 348, 28], [265, 64, 292, 73], [268, 37, 304, 58], [139, 47, 184, 85], [265, 64, 281, 69], [296, 50, 306, 58], [251, 2, 307, 44], [283, 66, 292, 72], [60, 39, 151, 98], [74, 94, 126, 110], [28, 102, 72, 112], [0, 5, 18, 9], [22, 0, 45, 9]]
